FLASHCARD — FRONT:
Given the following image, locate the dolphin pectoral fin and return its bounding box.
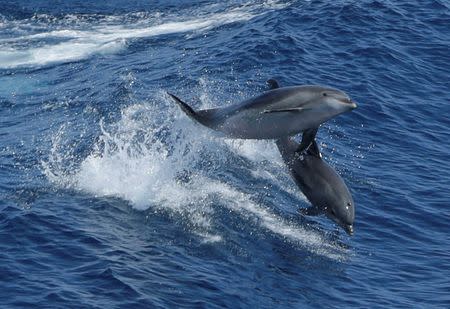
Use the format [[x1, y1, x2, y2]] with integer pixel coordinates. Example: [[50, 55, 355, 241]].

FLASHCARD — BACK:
[[306, 140, 322, 158], [267, 79, 280, 90], [263, 107, 309, 114], [296, 128, 318, 154], [299, 207, 321, 216]]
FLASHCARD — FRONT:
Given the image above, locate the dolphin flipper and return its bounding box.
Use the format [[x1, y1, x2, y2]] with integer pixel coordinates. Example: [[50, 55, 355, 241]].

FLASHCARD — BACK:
[[296, 127, 319, 154], [263, 107, 311, 114], [306, 140, 322, 158]]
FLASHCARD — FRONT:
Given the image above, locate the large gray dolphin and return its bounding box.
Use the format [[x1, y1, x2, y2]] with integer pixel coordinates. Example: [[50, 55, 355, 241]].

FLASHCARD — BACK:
[[276, 137, 355, 235], [168, 82, 357, 139]]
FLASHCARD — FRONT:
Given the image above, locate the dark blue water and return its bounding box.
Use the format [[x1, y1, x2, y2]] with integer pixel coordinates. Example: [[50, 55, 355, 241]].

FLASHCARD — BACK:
[[1, 0, 449, 307]]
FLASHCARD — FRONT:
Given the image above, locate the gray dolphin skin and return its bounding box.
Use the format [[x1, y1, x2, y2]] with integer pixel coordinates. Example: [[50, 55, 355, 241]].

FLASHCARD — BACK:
[[276, 137, 355, 235], [266, 78, 319, 153], [168, 82, 357, 139]]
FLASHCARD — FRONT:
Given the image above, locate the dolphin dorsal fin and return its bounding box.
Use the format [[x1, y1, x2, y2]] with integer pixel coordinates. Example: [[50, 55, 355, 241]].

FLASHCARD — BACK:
[[306, 140, 322, 158], [267, 79, 280, 90]]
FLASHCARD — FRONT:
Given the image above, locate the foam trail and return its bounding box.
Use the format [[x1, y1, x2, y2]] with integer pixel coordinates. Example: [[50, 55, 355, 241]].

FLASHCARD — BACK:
[[0, 2, 286, 69], [203, 180, 347, 259]]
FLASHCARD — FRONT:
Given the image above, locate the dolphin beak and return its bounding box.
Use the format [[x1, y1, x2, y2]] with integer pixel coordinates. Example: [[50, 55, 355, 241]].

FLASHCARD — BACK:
[[339, 98, 357, 110], [344, 224, 354, 236]]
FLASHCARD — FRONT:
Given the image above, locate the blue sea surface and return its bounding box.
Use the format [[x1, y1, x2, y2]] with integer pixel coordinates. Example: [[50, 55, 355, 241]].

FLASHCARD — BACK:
[[1, 0, 449, 307]]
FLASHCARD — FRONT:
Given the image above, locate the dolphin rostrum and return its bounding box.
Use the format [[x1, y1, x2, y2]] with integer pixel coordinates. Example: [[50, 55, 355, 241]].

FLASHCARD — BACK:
[[276, 136, 355, 235], [168, 81, 357, 139]]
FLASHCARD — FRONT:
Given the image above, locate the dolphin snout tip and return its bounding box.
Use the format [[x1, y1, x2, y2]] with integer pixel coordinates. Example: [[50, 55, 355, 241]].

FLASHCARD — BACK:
[[339, 98, 357, 110], [345, 224, 354, 236]]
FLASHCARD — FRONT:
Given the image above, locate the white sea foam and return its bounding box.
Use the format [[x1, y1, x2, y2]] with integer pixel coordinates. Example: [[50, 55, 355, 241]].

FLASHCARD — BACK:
[[202, 180, 346, 259], [42, 87, 348, 259], [0, 1, 286, 69]]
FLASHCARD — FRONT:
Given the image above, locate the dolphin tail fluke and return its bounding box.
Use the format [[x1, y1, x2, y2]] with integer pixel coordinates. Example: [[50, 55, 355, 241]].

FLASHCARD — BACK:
[[167, 92, 220, 128], [167, 92, 198, 119]]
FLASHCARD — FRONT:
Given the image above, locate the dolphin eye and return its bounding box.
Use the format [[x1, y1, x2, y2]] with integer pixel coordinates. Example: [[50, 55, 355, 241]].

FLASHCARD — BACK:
[[322, 92, 327, 97]]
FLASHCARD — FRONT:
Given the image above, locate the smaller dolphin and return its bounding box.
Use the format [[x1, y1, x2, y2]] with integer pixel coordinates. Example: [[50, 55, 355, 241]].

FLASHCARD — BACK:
[[168, 81, 356, 139], [276, 137, 355, 235]]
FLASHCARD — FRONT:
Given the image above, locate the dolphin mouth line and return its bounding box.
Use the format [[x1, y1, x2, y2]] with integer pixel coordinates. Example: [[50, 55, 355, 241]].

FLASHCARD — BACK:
[[333, 217, 354, 236], [350, 102, 357, 109], [339, 98, 357, 109]]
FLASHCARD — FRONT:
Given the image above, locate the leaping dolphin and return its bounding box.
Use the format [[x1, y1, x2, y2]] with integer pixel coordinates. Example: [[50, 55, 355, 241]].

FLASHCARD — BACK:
[[168, 81, 357, 139], [276, 136, 355, 235]]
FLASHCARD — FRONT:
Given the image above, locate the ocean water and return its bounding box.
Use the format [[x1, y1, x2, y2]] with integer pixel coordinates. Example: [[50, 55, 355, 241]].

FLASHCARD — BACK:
[[1, 0, 449, 307]]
